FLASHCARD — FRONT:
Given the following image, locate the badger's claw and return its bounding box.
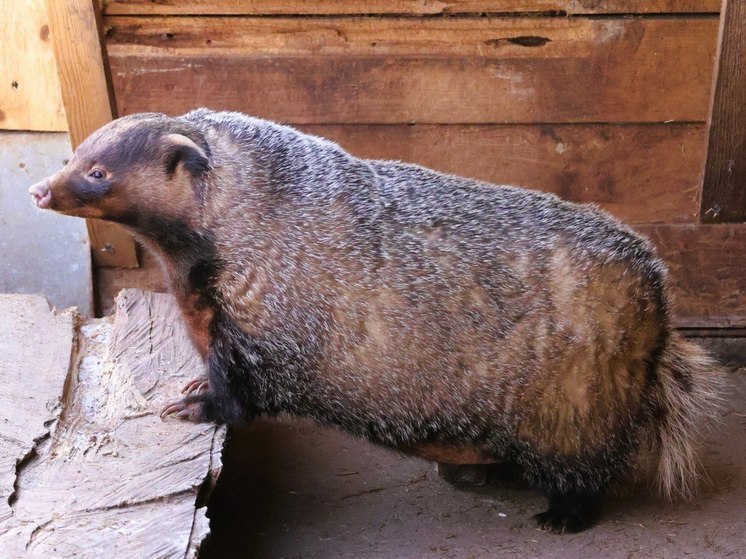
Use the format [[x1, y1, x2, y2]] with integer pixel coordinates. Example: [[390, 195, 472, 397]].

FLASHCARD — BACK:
[[160, 397, 208, 423], [182, 378, 209, 396]]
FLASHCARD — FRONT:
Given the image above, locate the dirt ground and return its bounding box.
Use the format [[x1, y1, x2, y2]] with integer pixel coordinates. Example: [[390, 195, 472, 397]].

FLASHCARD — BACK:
[[202, 370, 745, 559]]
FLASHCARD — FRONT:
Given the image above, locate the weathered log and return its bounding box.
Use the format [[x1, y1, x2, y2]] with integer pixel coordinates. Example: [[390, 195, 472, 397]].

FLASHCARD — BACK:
[[0, 290, 223, 558]]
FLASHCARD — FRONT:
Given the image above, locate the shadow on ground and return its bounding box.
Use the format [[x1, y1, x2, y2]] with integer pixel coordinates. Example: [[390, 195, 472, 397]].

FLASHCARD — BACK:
[[201, 371, 744, 559]]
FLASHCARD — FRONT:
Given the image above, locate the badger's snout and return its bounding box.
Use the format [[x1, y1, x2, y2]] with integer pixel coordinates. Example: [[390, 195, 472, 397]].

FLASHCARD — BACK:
[[29, 181, 52, 209]]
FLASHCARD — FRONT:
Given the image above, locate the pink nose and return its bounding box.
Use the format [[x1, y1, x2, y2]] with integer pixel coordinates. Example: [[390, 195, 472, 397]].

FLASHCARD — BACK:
[[29, 181, 52, 209]]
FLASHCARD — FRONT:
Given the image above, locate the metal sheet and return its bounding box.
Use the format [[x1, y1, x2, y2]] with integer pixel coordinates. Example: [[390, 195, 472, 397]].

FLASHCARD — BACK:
[[0, 131, 92, 315]]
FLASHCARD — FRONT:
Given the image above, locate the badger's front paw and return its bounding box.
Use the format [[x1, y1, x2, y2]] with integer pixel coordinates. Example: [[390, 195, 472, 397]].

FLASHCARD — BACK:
[[160, 395, 208, 423]]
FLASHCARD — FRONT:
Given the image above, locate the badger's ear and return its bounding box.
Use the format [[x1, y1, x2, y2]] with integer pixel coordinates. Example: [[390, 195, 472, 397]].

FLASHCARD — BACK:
[[161, 133, 210, 178]]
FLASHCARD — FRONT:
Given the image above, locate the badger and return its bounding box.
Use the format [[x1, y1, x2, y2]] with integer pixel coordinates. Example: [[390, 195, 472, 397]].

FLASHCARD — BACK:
[[29, 109, 724, 532]]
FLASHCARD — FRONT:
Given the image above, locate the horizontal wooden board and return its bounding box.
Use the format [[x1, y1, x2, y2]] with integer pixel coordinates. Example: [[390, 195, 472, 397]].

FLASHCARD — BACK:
[[0, 0, 66, 131], [106, 17, 718, 124], [102, 0, 722, 16], [297, 123, 706, 224], [96, 223, 746, 329]]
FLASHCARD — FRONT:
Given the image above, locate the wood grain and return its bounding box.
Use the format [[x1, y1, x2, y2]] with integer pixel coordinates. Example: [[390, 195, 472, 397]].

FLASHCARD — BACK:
[[0, 294, 74, 539], [700, 0, 746, 224], [101, 0, 722, 16], [0, 290, 224, 557], [46, 0, 138, 267], [640, 224, 746, 328], [0, 0, 66, 131], [106, 17, 719, 124], [298, 123, 706, 224]]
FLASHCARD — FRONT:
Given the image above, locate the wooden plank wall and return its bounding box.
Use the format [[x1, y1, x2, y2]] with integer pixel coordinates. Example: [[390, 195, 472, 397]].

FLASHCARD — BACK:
[[96, 0, 745, 330]]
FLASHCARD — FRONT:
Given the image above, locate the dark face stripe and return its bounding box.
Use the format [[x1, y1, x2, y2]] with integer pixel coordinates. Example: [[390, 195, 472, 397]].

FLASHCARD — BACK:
[[67, 174, 113, 201]]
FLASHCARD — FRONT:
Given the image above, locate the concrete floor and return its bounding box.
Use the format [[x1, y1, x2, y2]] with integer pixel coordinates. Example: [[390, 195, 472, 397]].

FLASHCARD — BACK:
[[203, 371, 745, 559]]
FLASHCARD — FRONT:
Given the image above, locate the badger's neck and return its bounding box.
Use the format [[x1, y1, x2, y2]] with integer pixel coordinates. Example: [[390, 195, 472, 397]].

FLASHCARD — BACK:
[[129, 214, 200, 253], [133, 221, 221, 359], [128, 215, 217, 287]]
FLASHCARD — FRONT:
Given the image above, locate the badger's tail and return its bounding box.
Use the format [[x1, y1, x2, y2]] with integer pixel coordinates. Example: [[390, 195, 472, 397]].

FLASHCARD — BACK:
[[648, 332, 727, 499]]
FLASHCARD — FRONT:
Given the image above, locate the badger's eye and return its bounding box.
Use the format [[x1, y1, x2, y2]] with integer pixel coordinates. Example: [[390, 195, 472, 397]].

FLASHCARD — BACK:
[[89, 169, 105, 180]]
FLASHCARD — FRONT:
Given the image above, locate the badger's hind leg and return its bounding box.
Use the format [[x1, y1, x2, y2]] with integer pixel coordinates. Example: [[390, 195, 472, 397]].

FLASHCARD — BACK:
[[533, 490, 603, 533], [515, 433, 633, 533], [519, 441, 633, 533], [437, 463, 490, 485]]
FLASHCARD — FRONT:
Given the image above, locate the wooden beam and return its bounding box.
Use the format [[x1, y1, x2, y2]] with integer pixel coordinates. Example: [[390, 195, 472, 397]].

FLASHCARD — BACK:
[[700, 0, 746, 223], [46, 0, 138, 267], [102, 0, 722, 16]]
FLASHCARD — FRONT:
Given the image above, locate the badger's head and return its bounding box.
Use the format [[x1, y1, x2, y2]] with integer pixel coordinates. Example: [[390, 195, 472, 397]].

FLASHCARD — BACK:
[[28, 113, 210, 226]]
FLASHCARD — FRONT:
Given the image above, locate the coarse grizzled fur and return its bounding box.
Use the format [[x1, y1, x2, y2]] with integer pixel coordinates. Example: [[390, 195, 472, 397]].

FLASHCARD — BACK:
[[29, 108, 725, 533]]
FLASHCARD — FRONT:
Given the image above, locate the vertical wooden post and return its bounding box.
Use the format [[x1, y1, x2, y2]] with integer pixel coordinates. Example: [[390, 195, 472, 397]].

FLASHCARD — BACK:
[[700, 0, 746, 223], [45, 0, 138, 267]]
